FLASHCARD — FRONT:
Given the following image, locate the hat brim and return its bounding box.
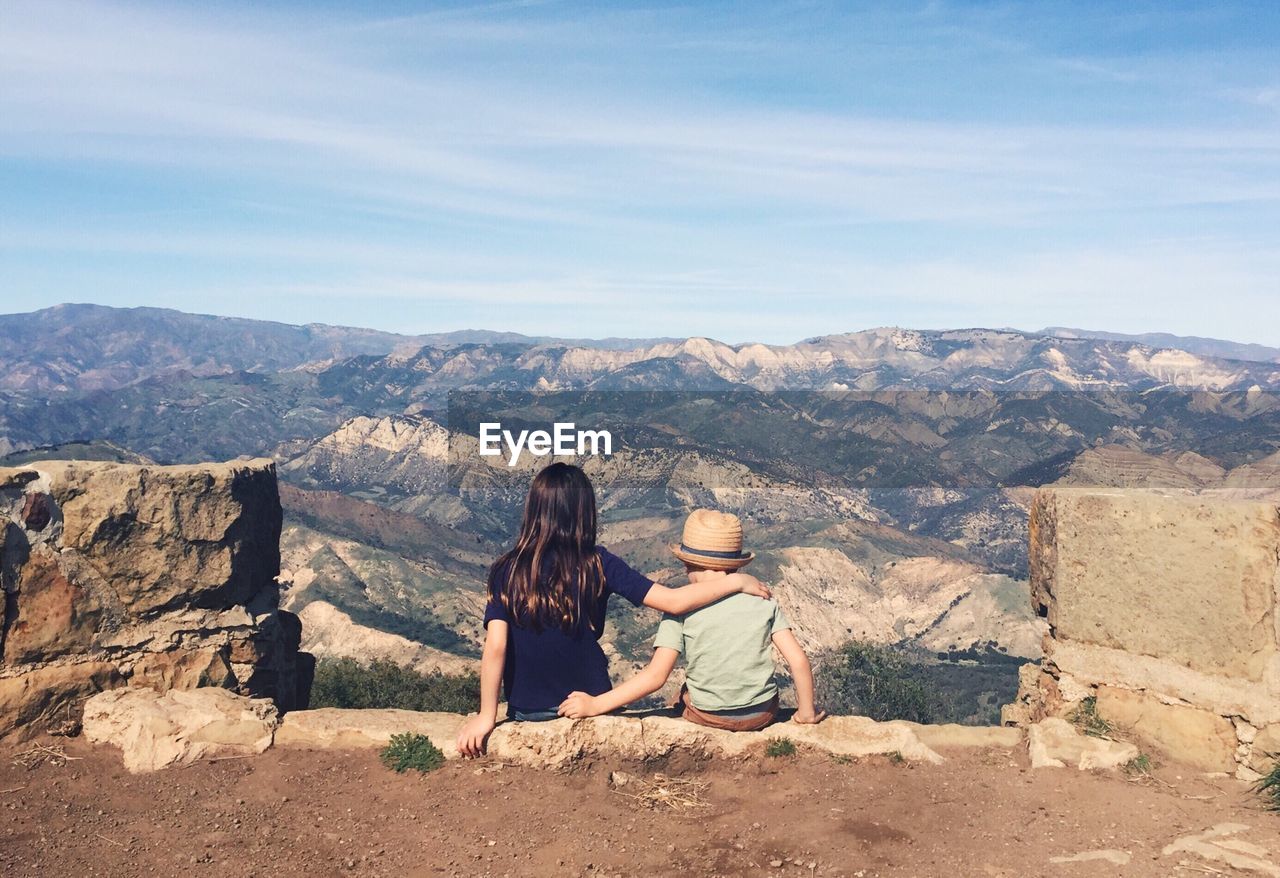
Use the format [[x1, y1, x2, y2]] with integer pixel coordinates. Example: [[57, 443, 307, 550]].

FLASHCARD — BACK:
[[670, 544, 755, 571]]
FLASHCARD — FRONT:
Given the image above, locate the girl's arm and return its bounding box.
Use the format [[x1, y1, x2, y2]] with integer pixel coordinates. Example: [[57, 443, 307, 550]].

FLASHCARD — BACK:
[[456, 620, 509, 757], [558, 647, 680, 718], [771, 629, 826, 724], [643, 571, 771, 614]]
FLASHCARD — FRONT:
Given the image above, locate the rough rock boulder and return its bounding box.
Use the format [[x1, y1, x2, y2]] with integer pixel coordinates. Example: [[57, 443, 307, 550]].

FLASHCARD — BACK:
[[0, 459, 311, 740], [1027, 717, 1138, 771], [83, 686, 278, 772]]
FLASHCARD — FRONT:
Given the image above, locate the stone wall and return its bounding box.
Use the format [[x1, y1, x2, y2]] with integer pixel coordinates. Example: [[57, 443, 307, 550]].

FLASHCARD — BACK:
[[0, 459, 311, 740], [1005, 486, 1280, 778]]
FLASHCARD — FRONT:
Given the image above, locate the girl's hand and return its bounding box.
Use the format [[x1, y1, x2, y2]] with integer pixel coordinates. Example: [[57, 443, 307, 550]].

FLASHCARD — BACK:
[[457, 714, 496, 758], [558, 691, 600, 718], [792, 707, 827, 725], [726, 572, 772, 600]]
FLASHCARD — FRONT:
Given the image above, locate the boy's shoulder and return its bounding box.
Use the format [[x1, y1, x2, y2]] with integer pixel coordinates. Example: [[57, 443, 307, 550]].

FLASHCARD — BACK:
[[687, 593, 779, 620]]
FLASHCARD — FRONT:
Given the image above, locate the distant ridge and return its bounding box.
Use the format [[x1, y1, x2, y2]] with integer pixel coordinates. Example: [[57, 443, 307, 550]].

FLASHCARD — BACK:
[[1042, 327, 1280, 365], [2, 303, 1277, 394], [0, 304, 679, 392]]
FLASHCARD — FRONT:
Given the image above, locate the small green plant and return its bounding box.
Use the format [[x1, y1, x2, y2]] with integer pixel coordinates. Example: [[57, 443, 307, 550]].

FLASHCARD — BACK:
[[765, 737, 797, 758], [1255, 758, 1280, 811], [1068, 696, 1113, 739], [1124, 753, 1154, 778], [831, 754, 854, 765], [887, 750, 905, 765], [379, 732, 445, 774]]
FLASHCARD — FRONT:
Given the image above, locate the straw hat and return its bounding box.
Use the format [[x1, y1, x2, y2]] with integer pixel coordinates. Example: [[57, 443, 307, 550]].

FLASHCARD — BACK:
[[671, 509, 754, 570]]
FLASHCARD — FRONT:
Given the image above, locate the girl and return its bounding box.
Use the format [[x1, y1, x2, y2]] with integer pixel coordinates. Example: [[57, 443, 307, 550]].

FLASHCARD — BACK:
[[456, 462, 771, 756]]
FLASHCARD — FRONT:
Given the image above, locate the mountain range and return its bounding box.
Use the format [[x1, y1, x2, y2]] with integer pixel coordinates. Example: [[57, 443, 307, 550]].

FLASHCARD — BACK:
[[3, 304, 1278, 723], [4, 305, 1278, 397], [0, 303, 679, 393]]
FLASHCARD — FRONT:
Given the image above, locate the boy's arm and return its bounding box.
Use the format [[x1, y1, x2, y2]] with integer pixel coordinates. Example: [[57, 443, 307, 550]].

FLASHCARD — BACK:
[[558, 647, 680, 718], [457, 620, 508, 757], [643, 571, 770, 614], [772, 629, 826, 724]]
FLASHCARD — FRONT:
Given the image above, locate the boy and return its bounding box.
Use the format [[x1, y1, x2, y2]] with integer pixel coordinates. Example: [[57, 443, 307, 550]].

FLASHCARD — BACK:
[[558, 508, 825, 730]]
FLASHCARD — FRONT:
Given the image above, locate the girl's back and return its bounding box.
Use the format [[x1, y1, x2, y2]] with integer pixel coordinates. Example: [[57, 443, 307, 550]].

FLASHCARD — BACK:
[[485, 545, 652, 714]]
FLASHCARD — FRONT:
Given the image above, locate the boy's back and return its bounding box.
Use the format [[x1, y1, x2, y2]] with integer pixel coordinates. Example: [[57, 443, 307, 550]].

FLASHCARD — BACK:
[[654, 593, 790, 712]]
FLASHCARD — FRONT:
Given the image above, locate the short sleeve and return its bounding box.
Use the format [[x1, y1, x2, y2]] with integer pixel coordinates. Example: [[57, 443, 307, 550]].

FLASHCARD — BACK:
[[769, 602, 791, 635], [483, 597, 510, 627], [483, 561, 512, 627], [598, 548, 654, 607], [653, 614, 684, 654]]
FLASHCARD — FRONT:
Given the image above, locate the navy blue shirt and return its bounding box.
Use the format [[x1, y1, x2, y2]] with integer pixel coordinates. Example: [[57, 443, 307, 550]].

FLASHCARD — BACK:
[[483, 547, 654, 712]]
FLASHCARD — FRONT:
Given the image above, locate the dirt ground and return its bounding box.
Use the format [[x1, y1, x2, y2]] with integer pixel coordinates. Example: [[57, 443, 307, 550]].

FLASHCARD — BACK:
[[1, 735, 1277, 878]]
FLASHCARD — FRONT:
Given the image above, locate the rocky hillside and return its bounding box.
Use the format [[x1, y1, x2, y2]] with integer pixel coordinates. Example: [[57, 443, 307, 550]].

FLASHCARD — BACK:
[[1060, 444, 1280, 499], [272, 411, 1049, 673]]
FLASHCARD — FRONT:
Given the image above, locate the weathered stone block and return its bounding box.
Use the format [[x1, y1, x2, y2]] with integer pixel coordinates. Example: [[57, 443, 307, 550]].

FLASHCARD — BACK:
[[1031, 488, 1279, 680], [275, 707, 462, 753], [1249, 724, 1280, 774], [1048, 639, 1280, 725], [1095, 686, 1237, 773], [1, 546, 104, 664], [1027, 716, 1138, 770], [0, 661, 121, 741], [36, 459, 282, 614], [0, 458, 304, 741], [131, 647, 235, 691], [83, 686, 278, 772], [893, 721, 1024, 750], [1001, 662, 1055, 726], [279, 711, 950, 768]]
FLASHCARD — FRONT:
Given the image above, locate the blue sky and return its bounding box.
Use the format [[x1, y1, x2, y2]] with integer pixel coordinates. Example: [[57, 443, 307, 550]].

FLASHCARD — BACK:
[[2, 1, 1278, 344]]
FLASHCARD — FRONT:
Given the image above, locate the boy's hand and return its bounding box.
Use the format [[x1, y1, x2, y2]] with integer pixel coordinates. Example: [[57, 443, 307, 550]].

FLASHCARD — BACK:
[[726, 572, 772, 600], [792, 707, 827, 725], [557, 691, 601, 718], [456, 714, 496, 758]]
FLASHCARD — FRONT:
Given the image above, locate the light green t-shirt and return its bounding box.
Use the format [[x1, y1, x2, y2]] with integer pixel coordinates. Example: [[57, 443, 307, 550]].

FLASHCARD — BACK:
[[653, 594, 791, 712]]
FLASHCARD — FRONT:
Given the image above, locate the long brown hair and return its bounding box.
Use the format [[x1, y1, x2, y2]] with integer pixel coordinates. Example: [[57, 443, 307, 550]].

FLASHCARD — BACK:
[[489, 462, 606, 633]]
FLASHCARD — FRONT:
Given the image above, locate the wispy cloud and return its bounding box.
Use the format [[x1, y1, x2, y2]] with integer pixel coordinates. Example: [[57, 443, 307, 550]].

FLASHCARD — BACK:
[[1, 0, 1278, 343]]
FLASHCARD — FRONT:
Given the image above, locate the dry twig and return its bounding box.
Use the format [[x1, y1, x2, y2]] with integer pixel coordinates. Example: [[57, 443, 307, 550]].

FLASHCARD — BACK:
[[612, 773, 710, 812], [11, 743, 81, 770]]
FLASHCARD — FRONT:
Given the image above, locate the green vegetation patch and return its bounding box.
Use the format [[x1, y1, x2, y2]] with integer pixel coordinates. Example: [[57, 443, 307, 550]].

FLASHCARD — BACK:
[[1068, 696, 1113, 739], [1125, 753, 1154, 778], [380, 733, 445, 774], [765, 737, 797, 758], [815, 640, 956, 724], [311, 657, 480, 713]]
